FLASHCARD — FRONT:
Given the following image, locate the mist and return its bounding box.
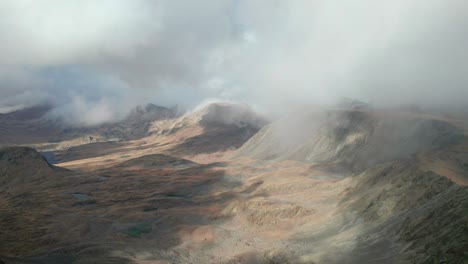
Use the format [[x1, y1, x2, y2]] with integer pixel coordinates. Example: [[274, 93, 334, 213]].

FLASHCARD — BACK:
[[1, 0, 467, 125]]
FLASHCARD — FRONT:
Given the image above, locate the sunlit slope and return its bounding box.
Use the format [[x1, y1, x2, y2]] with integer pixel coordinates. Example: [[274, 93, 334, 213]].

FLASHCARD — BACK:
[[235, 109, 464, 172]]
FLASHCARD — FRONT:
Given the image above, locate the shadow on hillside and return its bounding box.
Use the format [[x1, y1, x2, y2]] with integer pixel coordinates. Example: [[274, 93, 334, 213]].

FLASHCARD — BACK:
[[0, 152, 266, 264]]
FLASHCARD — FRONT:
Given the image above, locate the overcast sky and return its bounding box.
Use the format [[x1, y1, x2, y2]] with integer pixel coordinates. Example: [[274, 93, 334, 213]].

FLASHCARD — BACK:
[[1, 0, 467, 125]]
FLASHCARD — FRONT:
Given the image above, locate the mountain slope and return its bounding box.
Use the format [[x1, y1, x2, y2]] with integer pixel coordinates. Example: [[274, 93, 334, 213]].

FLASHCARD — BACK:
[[339, 160, 468, 263], [51, 102, 267, 170], [235, 109, 464, 172], [0, 104, 178, 148], [0, 147, 58, 188], [1, 106, 467, 264]]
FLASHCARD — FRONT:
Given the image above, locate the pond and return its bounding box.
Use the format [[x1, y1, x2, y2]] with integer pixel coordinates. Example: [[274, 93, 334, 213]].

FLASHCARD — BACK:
[[72, 193, 90, 201]]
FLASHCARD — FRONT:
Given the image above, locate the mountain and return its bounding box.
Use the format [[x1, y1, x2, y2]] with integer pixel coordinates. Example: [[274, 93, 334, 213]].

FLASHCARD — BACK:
[[235, 109, 464, 172], [36, 102, 266, 170], [0, 105, 57, 146], [0, 104, 467, 264], [161, 103, 267, 156], [0, 103, 178, 147]]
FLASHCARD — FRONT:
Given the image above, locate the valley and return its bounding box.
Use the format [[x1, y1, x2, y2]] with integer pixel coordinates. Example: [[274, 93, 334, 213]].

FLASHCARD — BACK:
[[1, 103, 467, 264]]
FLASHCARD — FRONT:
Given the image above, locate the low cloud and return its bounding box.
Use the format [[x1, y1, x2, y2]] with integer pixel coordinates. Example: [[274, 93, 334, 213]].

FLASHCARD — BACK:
[[0, 0, 467, 124]]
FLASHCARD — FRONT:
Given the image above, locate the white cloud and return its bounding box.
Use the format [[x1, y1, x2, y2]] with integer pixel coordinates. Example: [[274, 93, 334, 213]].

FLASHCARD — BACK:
[[0, 0, 158, 65], [0, 0, 467, 123]]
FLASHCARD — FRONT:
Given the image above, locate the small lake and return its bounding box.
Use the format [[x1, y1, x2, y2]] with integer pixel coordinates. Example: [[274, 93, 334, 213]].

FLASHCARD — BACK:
[[72, 193, 90, 201], [40, 151, 58, 164]]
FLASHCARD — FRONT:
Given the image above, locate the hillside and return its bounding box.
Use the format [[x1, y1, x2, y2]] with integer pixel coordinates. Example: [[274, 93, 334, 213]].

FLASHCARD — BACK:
[[235, 109, 465, 172], [46, 102, 266, 170], [0, 103, 178, 147], [1, 106, 467, 264]]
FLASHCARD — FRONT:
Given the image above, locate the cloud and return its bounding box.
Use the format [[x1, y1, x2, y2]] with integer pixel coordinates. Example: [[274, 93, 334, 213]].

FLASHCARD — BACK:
[[0, 0, 157, 65], [0, 0, 467, 124], [0, 0, 158, 120], [224, 0, 468, 109]]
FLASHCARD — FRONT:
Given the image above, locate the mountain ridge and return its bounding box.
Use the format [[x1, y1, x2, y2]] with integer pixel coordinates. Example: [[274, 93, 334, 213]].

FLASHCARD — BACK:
[[1, 104, 467, 263]]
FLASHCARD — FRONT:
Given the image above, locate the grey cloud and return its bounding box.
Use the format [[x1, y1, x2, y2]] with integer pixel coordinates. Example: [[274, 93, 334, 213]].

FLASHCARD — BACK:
[[0, 0, 467, 124]]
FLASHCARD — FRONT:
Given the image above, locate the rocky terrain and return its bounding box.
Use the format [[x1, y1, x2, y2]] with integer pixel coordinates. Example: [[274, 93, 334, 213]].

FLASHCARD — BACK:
[[0, 103, 467, 263]]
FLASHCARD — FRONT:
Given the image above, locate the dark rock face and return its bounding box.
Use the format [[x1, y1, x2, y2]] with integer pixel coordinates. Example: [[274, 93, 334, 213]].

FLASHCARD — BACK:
[[169, 125, 261, 155], [169, 103, 268, 155]]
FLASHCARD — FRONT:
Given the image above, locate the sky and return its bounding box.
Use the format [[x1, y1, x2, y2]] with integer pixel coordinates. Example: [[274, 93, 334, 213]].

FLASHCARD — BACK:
[[1, 0, 467, 125]]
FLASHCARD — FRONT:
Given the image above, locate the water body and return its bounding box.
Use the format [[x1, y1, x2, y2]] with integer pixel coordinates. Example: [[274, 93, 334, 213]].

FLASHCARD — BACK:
[[97, 175, 110, 180], [72, 193, 90, 201], [40, 151, 57, 164]]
